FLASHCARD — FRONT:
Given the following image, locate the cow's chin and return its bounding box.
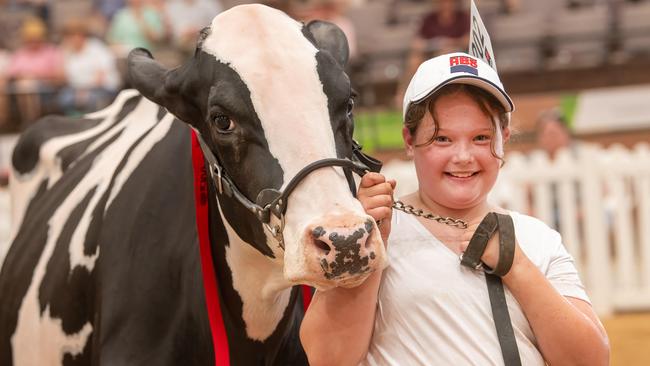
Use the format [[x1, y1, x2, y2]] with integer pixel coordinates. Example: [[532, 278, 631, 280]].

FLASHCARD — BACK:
[[330, 272, 374, 289], [290, 270, 374, 292]]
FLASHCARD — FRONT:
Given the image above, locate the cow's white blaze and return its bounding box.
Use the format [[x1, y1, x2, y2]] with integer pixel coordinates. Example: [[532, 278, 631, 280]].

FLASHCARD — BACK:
[[11, 94, 173, 364], [202, 5, 367, 280]]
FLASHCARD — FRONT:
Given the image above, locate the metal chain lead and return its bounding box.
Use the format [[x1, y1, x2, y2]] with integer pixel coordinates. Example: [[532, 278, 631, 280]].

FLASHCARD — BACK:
[[392, 200, 468, 229]]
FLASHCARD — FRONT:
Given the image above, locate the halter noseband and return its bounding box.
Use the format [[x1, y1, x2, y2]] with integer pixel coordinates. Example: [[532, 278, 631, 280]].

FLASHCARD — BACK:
[[195, 133, 382, 249]]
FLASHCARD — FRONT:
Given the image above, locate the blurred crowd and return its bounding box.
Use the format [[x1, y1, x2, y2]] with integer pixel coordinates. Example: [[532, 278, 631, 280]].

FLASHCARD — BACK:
[[1, 0, 648, 133], [0, 0, 223, 132]]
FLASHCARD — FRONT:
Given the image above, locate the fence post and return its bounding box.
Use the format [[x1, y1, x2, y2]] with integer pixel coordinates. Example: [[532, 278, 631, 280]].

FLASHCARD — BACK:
[[635, 144, 650, 290], [555, 149, 582, 272], [579, 145, 612, 316], [607, 145, 637, 293]]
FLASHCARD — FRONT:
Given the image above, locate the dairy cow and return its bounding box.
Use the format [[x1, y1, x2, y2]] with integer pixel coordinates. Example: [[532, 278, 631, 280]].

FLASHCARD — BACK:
[[0, 5, 386, 365]]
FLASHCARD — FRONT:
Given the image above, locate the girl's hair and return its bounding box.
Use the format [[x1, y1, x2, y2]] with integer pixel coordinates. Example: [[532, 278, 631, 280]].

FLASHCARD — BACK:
[[403, 84, 510, 163]]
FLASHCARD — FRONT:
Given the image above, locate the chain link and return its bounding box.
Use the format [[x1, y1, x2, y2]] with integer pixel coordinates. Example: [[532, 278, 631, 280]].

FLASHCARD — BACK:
[[392, 200, 468, 229]]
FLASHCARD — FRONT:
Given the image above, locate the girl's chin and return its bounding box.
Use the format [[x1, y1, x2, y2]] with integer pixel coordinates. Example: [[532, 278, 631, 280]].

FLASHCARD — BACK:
[[436, 192, 485, 210]]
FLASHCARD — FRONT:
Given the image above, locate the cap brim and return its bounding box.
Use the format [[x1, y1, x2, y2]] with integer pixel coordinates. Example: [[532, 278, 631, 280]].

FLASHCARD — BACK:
[[409, 75, 514, 115]]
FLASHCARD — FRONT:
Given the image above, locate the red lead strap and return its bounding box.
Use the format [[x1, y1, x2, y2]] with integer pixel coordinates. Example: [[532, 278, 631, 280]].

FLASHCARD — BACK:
[[191, 130, 230, 366], [191, 131, 314, 365]]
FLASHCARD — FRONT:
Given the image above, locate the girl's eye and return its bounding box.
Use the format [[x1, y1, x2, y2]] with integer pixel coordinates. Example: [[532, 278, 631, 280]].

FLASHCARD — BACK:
[[433, 136, 450, 143], [214, 115, 235, 133], [474, 135, 491, 142]]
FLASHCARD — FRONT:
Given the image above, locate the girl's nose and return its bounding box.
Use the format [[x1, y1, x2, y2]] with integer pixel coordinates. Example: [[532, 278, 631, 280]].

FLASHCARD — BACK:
[[452, 143, 473, 163]]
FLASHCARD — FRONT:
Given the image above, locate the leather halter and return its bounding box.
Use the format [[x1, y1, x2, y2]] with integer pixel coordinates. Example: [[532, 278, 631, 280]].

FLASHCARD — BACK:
[[195, 132, 382, 248]]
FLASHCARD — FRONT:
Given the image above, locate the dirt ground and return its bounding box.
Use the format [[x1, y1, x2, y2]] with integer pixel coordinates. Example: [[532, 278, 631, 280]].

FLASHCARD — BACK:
[[603, 312, 650, 365]]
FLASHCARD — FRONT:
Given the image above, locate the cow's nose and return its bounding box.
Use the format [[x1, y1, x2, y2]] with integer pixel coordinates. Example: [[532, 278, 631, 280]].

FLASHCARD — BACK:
[[311, 220, 373, 255], [307, 218, 380, 281]]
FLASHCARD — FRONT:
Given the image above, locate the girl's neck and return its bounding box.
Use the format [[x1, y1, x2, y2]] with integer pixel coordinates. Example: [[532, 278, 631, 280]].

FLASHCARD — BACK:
[[405, 191, 492, 224]]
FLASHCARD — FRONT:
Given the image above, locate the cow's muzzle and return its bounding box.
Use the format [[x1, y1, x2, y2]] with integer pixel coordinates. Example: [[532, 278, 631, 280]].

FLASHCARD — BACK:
[[290, 214, 385, 290]]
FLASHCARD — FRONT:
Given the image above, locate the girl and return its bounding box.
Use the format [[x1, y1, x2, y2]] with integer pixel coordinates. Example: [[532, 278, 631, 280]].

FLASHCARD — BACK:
[[300, 52, 609, 366]]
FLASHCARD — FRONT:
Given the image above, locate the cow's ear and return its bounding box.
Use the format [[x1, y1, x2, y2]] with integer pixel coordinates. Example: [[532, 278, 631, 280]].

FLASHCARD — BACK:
[[306, 20, 349, 67], [127, 48, 200, 124]]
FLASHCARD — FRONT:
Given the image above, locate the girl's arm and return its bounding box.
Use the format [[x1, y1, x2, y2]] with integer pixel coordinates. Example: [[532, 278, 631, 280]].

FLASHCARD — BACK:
[[502, 252, 609, 366], [300, 173, 395, 366]]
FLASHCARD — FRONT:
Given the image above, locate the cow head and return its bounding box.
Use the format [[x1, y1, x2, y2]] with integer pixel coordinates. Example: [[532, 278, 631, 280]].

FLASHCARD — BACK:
[[127, 4, 385, 290]]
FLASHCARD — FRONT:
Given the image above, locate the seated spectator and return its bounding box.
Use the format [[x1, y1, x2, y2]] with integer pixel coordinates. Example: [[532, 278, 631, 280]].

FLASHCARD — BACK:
[[58, 19, 121, 115], [5, 17, 64, 85], [163, 0, 222, 55], [416, 0, 470, 54], [107, 0, 165, 57], [396, 0, 470, 105], [4, 16, 64, 127], [297, 0, 358, 60]]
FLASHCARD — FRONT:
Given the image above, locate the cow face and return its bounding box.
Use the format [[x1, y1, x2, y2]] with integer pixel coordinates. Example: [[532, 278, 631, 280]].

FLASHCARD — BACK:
[[128, 4, 385, 290]]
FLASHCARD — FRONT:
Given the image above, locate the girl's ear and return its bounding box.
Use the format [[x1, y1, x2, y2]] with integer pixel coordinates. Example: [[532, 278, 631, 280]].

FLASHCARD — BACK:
[[403, 126, 414, 157], [502, 126, 511, 143]]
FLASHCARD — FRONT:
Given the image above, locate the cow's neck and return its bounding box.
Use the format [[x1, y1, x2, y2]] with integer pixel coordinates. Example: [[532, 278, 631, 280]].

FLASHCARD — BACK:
[[208, 190, 295, 342]]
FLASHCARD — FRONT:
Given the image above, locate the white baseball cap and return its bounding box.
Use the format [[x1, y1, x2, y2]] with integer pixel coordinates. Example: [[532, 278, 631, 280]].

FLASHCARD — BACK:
[[402, 52, 515, 120]]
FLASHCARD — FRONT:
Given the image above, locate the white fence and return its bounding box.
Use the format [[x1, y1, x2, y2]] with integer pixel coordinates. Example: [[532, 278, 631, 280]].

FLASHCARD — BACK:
[[383, 143, 650, 316]]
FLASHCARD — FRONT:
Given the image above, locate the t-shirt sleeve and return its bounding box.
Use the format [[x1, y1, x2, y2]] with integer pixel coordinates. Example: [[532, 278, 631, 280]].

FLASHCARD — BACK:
[[544, 228, 591, 304]]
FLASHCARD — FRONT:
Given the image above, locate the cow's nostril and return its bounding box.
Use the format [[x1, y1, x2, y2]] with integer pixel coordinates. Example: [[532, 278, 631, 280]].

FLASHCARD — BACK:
[[312, 226, 326, 239], [314, 239, 330, 255]]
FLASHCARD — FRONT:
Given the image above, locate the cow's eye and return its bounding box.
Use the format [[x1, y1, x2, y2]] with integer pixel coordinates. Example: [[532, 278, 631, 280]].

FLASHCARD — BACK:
[[214, 115, 235, 133], [346, 98, 354, 117]]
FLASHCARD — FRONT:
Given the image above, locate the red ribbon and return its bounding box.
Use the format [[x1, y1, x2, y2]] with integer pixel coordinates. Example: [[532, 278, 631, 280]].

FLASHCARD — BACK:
[[191, 130, 313, 365], [192, 130, 230, 366]]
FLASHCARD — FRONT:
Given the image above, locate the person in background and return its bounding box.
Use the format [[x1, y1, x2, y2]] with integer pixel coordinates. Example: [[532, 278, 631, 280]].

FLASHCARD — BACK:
[[533, 108, 586, 231], [107, 0, 165, 57], [4, 16, 64, 127], [297, 0, 358, 61], [58, 19, 120, 115], [163, 0, 223, 56], [535, 108, 575, 160], [396, 0, 470, 105], [300, 52, 609, 365]]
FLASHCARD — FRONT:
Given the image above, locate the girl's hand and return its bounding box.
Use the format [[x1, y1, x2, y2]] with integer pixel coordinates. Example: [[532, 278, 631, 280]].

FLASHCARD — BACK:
[[357, 172, 396, 243], [458, 211, 525, 274]]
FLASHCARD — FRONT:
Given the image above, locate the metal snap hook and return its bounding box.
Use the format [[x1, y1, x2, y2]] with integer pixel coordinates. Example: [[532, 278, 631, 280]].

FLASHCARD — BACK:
[[263, 214, 286, 250]]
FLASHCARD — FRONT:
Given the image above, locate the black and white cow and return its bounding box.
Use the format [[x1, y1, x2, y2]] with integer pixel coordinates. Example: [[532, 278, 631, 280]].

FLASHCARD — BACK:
[[0, 5, 386, 365]]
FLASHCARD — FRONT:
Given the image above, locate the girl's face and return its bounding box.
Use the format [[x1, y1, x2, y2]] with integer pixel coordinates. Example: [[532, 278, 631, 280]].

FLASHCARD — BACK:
[[403, 91, 509, 212]]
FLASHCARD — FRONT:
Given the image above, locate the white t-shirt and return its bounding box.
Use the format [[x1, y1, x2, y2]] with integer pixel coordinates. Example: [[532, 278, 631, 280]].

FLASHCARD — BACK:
[[361, 210, 589, 366]]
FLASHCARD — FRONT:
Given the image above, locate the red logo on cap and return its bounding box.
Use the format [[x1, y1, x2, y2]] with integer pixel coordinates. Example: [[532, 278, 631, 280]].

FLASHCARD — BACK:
[[449, 56, 478, 68]]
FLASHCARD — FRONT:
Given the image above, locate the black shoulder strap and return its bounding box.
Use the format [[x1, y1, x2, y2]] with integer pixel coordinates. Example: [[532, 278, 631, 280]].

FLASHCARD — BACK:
[[486, 273, 521, 366], [461, 213, 522, 366]]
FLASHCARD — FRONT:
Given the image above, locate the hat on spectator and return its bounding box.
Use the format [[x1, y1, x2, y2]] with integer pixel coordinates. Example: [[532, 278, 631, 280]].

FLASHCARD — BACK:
[[21, 17, 47, 42], [402, 52, 514, 119]]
